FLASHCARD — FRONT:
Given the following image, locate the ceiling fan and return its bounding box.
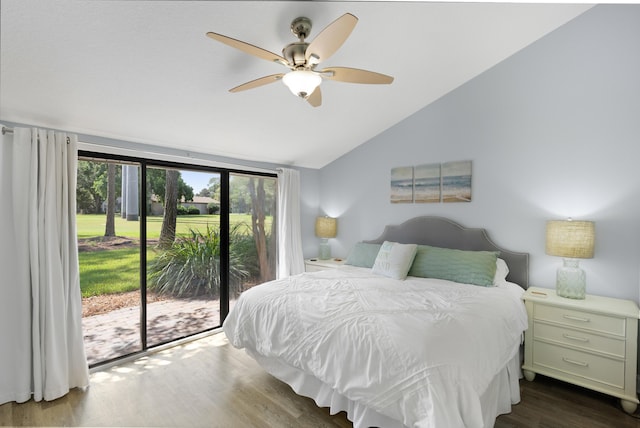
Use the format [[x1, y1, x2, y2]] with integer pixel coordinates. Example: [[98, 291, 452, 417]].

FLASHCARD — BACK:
[[206, 13, 394, 107]]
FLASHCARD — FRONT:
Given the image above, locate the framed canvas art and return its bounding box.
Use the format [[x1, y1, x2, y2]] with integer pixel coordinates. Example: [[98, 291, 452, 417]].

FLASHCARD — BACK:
[[390, 166, 414, 203], [414, 163, 441, 203], [442, 160, 472, 202]]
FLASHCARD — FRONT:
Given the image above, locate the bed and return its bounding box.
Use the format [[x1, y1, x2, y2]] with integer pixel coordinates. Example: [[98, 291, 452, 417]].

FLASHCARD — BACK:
[[223, 216, 529, 428]]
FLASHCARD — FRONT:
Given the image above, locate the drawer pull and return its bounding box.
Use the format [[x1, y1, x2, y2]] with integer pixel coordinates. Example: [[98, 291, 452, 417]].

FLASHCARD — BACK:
[[562, 357, 589, 367], [563, 333, 589, 342], [563, 314, 590, 323]]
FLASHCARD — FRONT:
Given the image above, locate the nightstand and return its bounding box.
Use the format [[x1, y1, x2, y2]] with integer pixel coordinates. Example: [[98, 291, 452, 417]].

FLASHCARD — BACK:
[[304, 258, 345, 272], [522, 287, 640, 413]]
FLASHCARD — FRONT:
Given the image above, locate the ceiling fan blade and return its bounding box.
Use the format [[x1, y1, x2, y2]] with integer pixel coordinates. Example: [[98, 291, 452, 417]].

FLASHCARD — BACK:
[[229, 74, 285, 93], [320, 67, 394, 84], [206, 32, 287, 65], [306, 87, 322, 107], [305, 13, 358, 64]]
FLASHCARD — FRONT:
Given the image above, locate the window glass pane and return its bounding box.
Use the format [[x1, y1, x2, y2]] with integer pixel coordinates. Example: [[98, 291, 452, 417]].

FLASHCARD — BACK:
[[77, 159, 142, 365], [146, 167, 222, 347], [229, 174, 277, 305]]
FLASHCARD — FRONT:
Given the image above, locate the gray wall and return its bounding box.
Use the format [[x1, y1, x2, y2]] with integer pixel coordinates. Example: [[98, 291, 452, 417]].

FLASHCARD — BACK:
[[314, 5, 640, 302]]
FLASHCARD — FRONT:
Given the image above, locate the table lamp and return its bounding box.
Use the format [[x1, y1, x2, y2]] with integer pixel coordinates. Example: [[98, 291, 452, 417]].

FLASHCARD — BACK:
[[545, 219, 595, 299], [315, 216, 337, 260]]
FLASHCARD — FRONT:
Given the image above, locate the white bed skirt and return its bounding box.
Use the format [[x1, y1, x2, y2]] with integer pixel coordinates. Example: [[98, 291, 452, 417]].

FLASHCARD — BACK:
[[248, 349, 522, 428]]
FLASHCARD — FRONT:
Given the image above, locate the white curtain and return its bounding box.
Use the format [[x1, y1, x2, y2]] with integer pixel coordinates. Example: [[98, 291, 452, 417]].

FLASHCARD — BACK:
[[0, 127, 89, 405], [276, 168, 304, 278]]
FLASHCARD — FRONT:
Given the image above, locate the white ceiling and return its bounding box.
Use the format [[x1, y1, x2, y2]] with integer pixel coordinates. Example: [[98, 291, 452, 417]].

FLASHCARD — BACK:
[[0, 1, 592, 169]]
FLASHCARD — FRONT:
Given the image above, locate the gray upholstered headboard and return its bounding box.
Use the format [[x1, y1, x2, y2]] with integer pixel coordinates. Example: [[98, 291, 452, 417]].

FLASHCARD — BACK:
[[363, 216, 529, 289]]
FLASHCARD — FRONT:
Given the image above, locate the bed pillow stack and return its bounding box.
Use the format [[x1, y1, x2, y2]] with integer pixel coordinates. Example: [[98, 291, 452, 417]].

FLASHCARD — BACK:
[[346, 241, 504, 286]]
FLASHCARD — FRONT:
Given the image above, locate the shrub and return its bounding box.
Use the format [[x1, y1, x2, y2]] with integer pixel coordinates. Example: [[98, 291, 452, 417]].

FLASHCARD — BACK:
[[187, 206, 200, 215], [176, 205, 189, 215], [230, 228, 260, 280], [207, 202, 220, 215], [228, 222, 275, 286], [148, 225, 248, 298]]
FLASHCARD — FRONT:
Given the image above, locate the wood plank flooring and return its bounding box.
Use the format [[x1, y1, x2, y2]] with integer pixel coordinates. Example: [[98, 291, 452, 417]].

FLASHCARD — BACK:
[[1, 333, 638, 427]]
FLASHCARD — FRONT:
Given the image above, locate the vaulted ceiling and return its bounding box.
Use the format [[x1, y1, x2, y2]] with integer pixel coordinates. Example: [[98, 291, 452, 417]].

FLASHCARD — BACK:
[[0, 1, 591, 168]]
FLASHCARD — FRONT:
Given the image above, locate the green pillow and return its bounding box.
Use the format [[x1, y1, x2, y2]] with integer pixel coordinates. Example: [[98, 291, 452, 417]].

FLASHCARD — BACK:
[[345, 242, 382, 268], [408, 245, 499, 287]]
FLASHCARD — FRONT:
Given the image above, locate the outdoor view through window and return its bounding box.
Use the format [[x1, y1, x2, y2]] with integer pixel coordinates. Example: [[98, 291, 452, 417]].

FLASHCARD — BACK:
[[77, 156, 276, 366]]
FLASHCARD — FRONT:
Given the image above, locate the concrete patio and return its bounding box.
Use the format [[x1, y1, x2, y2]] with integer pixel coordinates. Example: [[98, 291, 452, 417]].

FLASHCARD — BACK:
[[82, 298, 221, 365]]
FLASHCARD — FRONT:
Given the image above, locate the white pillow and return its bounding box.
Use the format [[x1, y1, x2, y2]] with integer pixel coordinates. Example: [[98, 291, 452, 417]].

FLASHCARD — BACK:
[[493, 258, 509, 285], [372, 241, 418, 280]]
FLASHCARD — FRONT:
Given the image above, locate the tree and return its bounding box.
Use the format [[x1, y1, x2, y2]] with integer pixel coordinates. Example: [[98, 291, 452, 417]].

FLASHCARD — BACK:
[[149, 168, 194, 249], [208, 176, 221, 201], [197, 187, 211, 197], [229, 176, 251, 214], [247, 177, 276, 282], [77, 160, 122, 215], [248, 178, 268, 281], [104, 163, 116, 236], [158, 169, 179, 249], [147, 168, 194, 206], [77, 160, 106, 214]]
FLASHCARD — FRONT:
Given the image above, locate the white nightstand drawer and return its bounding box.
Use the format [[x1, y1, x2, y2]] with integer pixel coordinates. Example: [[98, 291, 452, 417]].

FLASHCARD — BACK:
[[534, 322, 625, 358], [533, 341, 625, 389], [534, 304, 625, 337], [523, 287, 639, 413]]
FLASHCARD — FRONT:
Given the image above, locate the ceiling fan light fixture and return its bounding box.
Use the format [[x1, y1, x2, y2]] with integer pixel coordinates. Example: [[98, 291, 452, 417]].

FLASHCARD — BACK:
[[282, 70, 321, 98], [207, 13, 392, 107]]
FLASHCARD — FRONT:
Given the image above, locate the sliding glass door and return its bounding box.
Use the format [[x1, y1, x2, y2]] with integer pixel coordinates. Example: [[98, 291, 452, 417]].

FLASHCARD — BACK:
[[145, 166, 223, 347], [77, 153, 276, 366], [77, 159, 143, 365]]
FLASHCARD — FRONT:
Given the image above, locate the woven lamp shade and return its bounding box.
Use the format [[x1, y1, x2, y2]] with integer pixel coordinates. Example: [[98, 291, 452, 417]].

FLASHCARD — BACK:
[[315, 217, 337, 239], [546, 220, 595, 259]]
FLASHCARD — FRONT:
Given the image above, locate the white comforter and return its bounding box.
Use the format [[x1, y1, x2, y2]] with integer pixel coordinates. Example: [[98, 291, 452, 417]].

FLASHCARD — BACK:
[[223, 266, 528, 428]]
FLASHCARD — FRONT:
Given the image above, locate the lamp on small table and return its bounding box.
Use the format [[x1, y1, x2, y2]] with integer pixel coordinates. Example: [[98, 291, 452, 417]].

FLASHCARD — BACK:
[[315, 216, 337, 260], [545, 219, 595, 299]]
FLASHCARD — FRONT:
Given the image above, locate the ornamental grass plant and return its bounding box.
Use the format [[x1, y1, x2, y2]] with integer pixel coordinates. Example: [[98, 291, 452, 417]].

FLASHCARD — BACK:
[[148, 225, 249, 298]]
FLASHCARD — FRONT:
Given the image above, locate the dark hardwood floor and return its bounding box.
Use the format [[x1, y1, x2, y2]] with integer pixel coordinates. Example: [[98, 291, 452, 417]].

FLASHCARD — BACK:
[[496, 375, 640, 428], [1, 333, 638, 427]]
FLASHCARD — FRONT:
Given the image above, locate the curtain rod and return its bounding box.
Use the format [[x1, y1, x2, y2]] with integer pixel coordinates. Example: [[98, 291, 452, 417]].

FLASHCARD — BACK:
[[1, 126, 70, 144], [2, 126, 280, 170]]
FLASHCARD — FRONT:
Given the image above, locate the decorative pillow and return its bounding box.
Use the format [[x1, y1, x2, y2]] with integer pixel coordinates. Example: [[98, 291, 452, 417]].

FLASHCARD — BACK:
[[345, 242, 382, 268], [493, 258, 509, 285], [371, 241, 418, 280], [408, 245, 499, 287]]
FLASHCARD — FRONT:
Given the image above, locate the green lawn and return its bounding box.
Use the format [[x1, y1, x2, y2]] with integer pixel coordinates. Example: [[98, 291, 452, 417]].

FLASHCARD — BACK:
[[77, 213, 269, 297], [79, 248, 142, 297], [77, 213, 258, 239]]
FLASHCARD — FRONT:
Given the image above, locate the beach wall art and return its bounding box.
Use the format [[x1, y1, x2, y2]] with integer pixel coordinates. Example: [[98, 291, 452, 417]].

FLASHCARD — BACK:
[[390, 160, 472, 204], [390, 166, 414, 203], [414, 163, 441, 203], [442, 160, 472, 202]]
